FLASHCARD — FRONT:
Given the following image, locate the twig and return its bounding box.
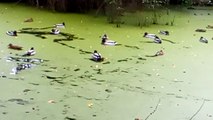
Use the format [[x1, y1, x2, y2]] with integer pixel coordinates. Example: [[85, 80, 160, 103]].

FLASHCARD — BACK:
[[145, 99, 161, 120], [189, 99, 206, 120]]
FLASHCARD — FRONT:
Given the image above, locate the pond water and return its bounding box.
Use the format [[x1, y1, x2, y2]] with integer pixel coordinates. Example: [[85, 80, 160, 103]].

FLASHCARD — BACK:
[[0, 3, 213, 120]]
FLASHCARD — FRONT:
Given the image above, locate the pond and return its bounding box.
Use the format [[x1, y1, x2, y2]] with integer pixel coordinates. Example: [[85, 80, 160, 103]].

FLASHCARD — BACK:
[[0, 3, 213, 120]]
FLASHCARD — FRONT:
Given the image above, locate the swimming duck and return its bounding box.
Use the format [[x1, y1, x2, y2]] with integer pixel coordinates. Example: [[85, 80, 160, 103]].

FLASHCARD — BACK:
[[6, 30, 17, 36], [199, 36, 208, 43], [155, 50, 164, 56], [54, 22, 65, 28], [91, 50, 104, 62], [12, 63, 32, 74], [144, 32, 162, 44], [154, 36, 162, 44], [8, 43, 23, 50], [143, 32, 157, 39], [23, 47, 36, 56], [51, 28, 60, 35], [102, 40, 117, 46], [159, 30, 169, 35], [101, 34, 117, 46]]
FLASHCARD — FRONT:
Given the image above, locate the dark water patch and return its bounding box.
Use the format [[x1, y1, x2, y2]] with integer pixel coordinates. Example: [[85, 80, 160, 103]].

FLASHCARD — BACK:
[[64, 117, 76, 120], [78, 74, 93, 79], [76, 95, 107, 101], [8, 98, 29, 105], [145, 55, 157, 57], [74, 68, 80, 72], [19, 27, 82, 49], [53, 38, 73, 42], [23, 89, 31, 92], [2, 112, 7, 115], [50, 79, 64, 84], [95, 79, 106, 82], [54, 41, 76, 49], [29, 83, 39, 86], [0, 105, 6, 108], [121, 70, 128, 73], [50, 67, 57, 69], [0, 75, 7, 78], [124, 45, 140, 49], [102, 61, 110, 64], [162, 38, 176, 44], [78, 38, 85, 40], [117, 58, 129, 62], [140, 41, 155, 44], [42, 70, 54, 72], [109, 68, 120, 73], [70, 84, 78, 87], [175, 96, 186, 99], [166, 93, 175, 95], [138, 57, 147, 60], [77, 95, 92, 100], [79, 49, 92, 54], [183, 46, 191, 49], [93, 68, 102, 74], [35, 34, 47, 39], [195, 29, 206, 32], [105, 89, 112, 93], [96, 83, 102, 85], [42, 74, 72, 80], [8, 77, 24, 80]]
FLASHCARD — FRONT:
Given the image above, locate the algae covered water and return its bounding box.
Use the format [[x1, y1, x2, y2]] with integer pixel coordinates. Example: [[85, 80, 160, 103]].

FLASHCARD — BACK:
[[1, 3, 213, 120]]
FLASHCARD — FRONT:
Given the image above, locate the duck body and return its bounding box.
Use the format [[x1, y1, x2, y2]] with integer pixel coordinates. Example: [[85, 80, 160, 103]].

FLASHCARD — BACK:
[[143, 32, 157, 39], [199, 37, 208, 43], [101, 34, 117, 46], [54, 22, 65, 28], [6, 31, 17, 36], [159, 30, 169, 35], [12, 63, 32, 74], [8, 44, 23, 50], [102, 40, 117, 46], [144, 32, 162, 44], [51, 28, 60, 35], [154, 37, 162, 44], [22, 48, 36, 56], [91, 50, 104, 62]]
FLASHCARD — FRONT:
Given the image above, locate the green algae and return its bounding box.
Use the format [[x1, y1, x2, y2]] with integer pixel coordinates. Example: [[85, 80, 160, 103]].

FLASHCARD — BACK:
[[0, 3, 213, 120]]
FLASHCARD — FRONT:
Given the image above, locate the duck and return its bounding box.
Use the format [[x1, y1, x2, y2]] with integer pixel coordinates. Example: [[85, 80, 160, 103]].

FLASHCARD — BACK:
[[101, 34, 117, 46], [12, 63, 32, 74], [199, 36, 208, 43], [154, 36, 162, 44], [155, 50, 164, 56], [91, 50, 104, 62], [8, 43, 23, 50], [159, 30, 169, 35], [51, 28, 60, 35], [22, 47, 36, 56], [6, 30, 17, 36], [54, 22, 65, 28], [143, 32, 158, 39], [144, 32, 162, 44], [102, 39, 117, 46]]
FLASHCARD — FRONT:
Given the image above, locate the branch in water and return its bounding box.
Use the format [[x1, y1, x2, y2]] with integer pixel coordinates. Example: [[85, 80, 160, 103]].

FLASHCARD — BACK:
[[189, 99, 206, 120], [145, 99, 161, 120]]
